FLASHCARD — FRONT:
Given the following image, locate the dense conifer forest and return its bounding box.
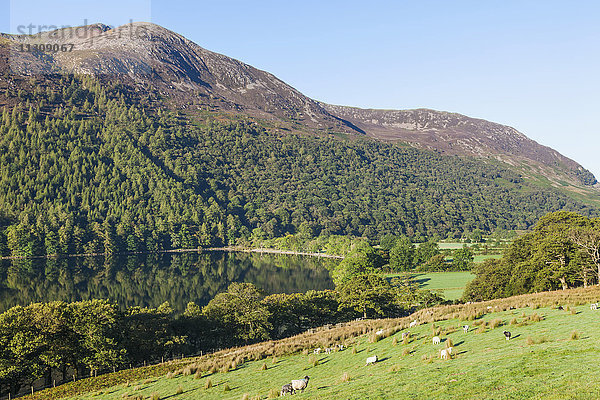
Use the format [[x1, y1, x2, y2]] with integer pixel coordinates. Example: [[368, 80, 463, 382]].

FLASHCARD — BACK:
[[0, 74, 596, 258]]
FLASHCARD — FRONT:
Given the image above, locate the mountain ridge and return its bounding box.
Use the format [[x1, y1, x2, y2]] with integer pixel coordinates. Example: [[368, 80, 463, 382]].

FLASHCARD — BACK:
[[0, 22, 597, 190]]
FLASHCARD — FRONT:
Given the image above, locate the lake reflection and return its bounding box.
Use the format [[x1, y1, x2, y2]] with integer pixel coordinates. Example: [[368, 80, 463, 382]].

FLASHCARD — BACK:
[[0, 251, 336, 313]]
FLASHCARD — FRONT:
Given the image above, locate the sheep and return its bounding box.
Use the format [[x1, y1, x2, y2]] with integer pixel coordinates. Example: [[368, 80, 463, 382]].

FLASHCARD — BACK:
[[487, 306, 493, 310], [325, 347, 334, 354], [557, 305, 564, 310], [446, 346, 453, 355], [432, 336, 441, 345], [365, 355, 378, 365], [280, 383, 295, 396], [503, 330, 511, 340], [440, 349, 449, 360], [375, 329, 384, 335], [409, 320, 418, 328], [591, 303, 598, 310], [291, 376, 310, 393], [337, 344, 345, 351], [462, 325, 469, 333], [313, 348, 321, 355]]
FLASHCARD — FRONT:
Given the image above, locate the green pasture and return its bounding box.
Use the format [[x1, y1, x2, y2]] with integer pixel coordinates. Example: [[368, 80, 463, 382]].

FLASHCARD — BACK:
[[63, 304, 600, 400]]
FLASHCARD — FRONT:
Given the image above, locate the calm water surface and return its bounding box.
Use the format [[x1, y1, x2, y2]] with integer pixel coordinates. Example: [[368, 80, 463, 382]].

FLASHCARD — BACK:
[[0, 251, 336, 313]]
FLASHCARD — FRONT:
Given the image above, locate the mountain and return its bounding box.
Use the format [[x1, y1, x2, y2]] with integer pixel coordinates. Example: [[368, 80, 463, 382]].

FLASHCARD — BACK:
[[0, 23, 598, 258], [2, 22, 596, 190]]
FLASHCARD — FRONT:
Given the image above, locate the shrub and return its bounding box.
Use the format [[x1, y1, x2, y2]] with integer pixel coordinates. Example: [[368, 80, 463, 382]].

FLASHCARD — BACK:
[[224, 384, 231, 392], [260, 362, 268, 371], [176, 385, 183, 395], [150, 393, 160, 400], [392, 337, 398, 346], [445, 338, 454, 348], [205, 378, 213, 389], [268, 388, 279, 398], [340, 372, 351, 382]]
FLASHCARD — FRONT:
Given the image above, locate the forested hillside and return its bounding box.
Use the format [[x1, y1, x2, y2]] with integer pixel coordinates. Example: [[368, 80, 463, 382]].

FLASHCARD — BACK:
[[0, 74, 597, 257]]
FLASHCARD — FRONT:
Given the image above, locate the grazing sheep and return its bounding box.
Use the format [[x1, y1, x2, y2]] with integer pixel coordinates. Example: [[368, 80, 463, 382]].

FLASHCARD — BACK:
[[291, 376, 310, 393], [432, 336, 441, 345], [401, 331, 410, 340], [376, 329, 384, 335], [337, 344, 345, 351], [503, 331, 511, 340], [440, 349, 449, 360], [487, 306, 493, 310], [446, 346, 453, 355], [365, 355, 378, 365], [591, 303, 598, 310], [462, 325, 469, 333], [280, 383, 295, 396], [313, 348, 321, 355], [557, 305, 564, 310], [409, 320, 418, 328], [325, 347, 334, 354]]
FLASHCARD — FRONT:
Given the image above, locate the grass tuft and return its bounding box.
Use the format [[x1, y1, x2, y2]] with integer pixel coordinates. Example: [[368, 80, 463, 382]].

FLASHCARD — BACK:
[[571, 330, 580, 340]]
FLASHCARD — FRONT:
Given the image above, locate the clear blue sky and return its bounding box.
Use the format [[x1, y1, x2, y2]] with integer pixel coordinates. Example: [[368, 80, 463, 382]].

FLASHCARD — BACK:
[[2, 1, 599, 179]]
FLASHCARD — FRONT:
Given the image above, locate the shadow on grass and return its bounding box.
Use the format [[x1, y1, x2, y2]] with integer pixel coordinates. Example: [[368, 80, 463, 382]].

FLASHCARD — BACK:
[[161, 384, 203, 399]]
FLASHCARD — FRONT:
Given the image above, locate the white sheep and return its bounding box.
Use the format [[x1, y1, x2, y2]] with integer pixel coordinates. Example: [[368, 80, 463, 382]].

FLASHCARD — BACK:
[[291, 376, 310, 393], [446, 346, 453, 355], [462, 325, 469, 333], [409, 320, 418, 328], [325, 347, 334, 354], [365, 355, 378, 365], [432, 336, 441, 345], [440, 349, 449, 360], [591, 303, 598, 310], [376, 329, 384, 335], [313, 348, 321, 355], [337, 344, 345, 351]]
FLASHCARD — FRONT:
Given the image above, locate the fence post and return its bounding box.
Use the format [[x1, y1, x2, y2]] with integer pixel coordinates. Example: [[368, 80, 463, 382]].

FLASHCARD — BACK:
[[31, 387, 34, 396], [53, 379, 56, 388]]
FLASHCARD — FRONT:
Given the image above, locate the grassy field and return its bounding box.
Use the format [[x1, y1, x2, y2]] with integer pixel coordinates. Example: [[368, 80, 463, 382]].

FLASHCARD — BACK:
[[54, 301, 600, 400], [386, 272, 475, 301], [473, 254, 502, 263]]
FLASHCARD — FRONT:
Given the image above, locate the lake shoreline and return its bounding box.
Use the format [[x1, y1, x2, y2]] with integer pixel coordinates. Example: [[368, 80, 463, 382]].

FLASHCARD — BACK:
[[0, 246, 345, 260]]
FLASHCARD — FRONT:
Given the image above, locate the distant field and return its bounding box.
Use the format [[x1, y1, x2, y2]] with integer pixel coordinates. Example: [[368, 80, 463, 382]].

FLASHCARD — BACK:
[[437, 242, 467, 250], [385, 272, 474, 301], [473, 254, 502, 263], [53, 302, 600, 400], [411, 272, 474, 300]]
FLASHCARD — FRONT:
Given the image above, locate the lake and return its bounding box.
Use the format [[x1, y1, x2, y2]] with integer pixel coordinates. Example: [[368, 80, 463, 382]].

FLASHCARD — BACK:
[[0, 251, 337, 314]]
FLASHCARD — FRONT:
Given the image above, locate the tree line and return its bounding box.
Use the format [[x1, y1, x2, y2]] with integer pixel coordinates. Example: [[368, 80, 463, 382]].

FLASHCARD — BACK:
[[0, 74, 597, 258], [463, 211, 600, 301]]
